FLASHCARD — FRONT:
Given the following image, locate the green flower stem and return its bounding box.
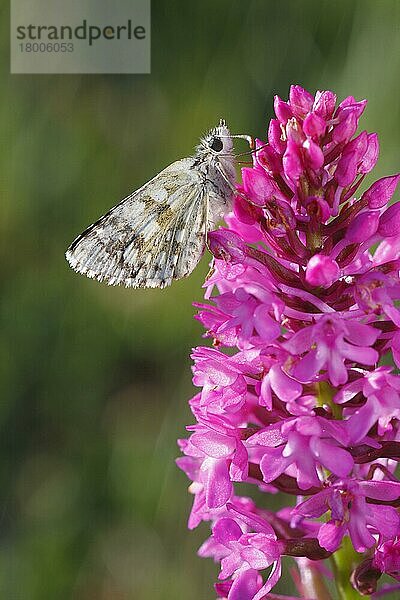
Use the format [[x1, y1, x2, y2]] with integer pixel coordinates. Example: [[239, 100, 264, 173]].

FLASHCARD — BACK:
[[331, 537, 367, 600], [316, 381, 342, 419], [296, 557, 333, 600], [317, 382, 367, 599]]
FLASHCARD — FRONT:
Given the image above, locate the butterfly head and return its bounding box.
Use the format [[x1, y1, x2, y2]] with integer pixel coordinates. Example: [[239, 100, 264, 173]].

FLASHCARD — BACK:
[[198, 119, 234, 156]]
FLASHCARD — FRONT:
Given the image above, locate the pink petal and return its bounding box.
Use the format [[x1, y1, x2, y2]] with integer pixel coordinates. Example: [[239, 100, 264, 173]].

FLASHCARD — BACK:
[[230, 441, 248, 481], [340, 341, 378, 366], [284, 326, 313, 354], [293, 348, 326, 383], [345, 321, 379, 346], [274, 95, 293, 123], [269, 364, 302, 402], [253, 560, 282, 600], [260, 375, 272, 410], [347, 400, 378, 443], [359, 480, 400, 501], [332, 110, 358, 144], [312, 438, 353, 477], [335, 131, 368, 186], [242, 168, 277, 206], [283, 140, 303, 181], [268, 119, 285, 153], [318, 521, 346, 552], [338, 96, 367, 117], [213, 517, 242, 545], [334, 378, 364, 404], [191, 432, 236, 458], [260, 449, 289, 483], [303, 138, 324, 170], [348, 507, 375, 553], [253, 304, 281, 342], [205, 459, 233, 508], [228, 569, 263, 600], [248, 423, 285, 447], [295, 488, 331, 518], [366, 504, 400, 539], [305, 254, 339, 287]]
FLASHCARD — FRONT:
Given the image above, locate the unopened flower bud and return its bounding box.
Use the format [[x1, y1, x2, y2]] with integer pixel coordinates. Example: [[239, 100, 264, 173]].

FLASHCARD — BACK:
[[351, 558, 381, 596], [208, 229, 247, 262], [362, 173, 400, 209], [337, 96, 367, 118], [359, 133, 379, 174], [274, 95, 293, 124], [313, 90, 336, 119], [332, 110, 358, 144], [303, 138, 324, 170], [378, 202, 400, 237], [289, 85, 314, 118], [268, 118, 285, 153], [346, 211, 380, 243], [305, 254, 340, 287], [242, 167, 278, 205], [303, 112, 326, 138], [335, 131, 368, 186], [283, 538, 332, 561]]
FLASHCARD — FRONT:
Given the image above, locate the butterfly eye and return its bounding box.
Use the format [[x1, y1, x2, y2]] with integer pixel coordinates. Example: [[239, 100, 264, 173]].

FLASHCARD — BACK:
[[210, 137, 224, 152]]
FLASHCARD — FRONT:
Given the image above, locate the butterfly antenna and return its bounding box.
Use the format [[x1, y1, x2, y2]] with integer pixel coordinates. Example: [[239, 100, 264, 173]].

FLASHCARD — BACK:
[[219, 133, 254, 148], [219, 133, 269, 158]]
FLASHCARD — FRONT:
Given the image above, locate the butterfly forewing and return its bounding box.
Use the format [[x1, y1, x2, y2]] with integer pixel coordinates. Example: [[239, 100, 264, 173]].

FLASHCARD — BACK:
[[66, 158, 207, 288]]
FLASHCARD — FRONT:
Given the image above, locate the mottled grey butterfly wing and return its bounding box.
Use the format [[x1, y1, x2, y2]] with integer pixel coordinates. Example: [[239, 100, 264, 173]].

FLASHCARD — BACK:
[[66, 158, 208, 289]]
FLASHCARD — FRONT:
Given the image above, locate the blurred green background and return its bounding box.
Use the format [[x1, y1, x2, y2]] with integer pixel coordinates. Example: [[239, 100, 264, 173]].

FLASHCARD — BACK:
[[2, 0, 400, 598]]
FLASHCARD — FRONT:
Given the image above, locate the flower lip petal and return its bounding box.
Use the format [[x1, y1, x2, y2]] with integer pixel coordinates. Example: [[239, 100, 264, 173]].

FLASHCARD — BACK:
[[204, 458, 233, 508], [260, 450, 290, 483], [318, 521, 347, 552]]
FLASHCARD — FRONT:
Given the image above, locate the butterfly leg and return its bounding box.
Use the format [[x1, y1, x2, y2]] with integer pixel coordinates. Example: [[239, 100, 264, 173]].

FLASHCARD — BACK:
[[215, 163, 265, 209]]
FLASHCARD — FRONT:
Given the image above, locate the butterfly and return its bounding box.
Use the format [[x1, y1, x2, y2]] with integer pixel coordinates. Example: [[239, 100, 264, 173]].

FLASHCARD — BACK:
[[65, 119, 252, 289]]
